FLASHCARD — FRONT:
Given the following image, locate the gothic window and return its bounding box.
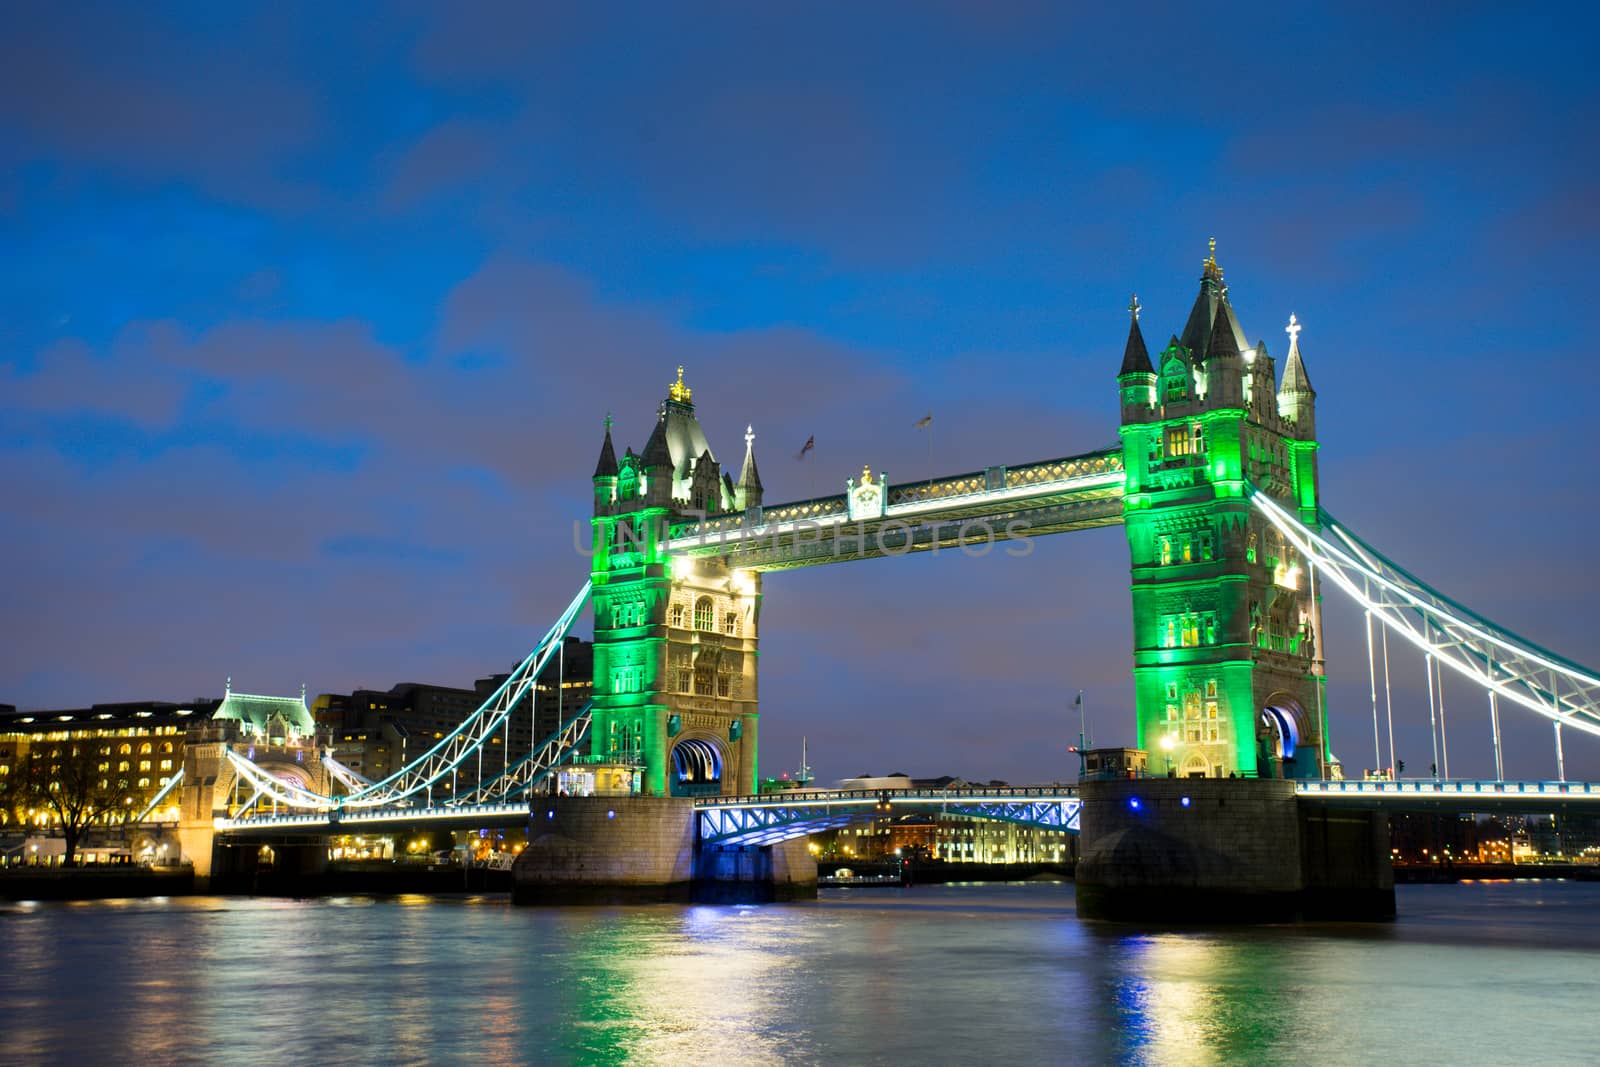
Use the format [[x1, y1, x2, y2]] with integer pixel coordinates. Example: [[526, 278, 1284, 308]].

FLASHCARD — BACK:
[[1162, 618, 1176, 648], [716, 673, 731, 698], [138, 778, 150, 788], [1205, 679, 1218, 699], [1165, 426, 1191, 457], [1165, 704, 1179, 723], [672, 669, 691, 694], [669, 603, 685, 628], [723, 612, 738, 636], [160, 742, 173, 754], [1205, 701, 1219, 721], [1184, 692, 1201, 720], [1159, 538, 1172, 566], [1191, 422, 1205, 454], [1166, 683, 1179, 701], [1181, 615, 1200, 648], [1165, 374, 1187, 402], [1181, 537, 1192, 563], [694, 664, 715, 696], [117, 743, 130, 755], [1247, 532, 1258, 564], [1203, 616, 1216, 645], [138, 760, 151, 772], [118, 761, 129, 772], [1200, 532, 1213, 561], [694, 596, 714, 632]]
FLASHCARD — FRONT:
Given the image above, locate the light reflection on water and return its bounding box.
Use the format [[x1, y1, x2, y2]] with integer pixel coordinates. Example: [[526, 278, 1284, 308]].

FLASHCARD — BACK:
[[1, 881, 1597, 1065]]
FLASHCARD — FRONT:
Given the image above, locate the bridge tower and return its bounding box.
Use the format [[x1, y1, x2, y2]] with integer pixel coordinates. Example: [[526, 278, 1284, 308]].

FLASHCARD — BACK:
[[1117, 243, 1329, 779], [588, 368, 763, 797]]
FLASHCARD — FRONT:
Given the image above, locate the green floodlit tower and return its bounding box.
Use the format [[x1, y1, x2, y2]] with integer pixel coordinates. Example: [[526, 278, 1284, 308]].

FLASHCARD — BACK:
[[1117, 241, 1329, 779], [588, 367, 763, 797]]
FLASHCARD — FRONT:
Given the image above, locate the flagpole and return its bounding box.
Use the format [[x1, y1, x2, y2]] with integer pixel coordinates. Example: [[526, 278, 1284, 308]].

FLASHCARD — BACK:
[[1076, 689, 1086, 779]]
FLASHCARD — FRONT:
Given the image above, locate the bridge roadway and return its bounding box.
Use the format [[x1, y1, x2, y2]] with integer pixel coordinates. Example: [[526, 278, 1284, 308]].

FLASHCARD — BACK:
[[207, 780, 1600, 842]]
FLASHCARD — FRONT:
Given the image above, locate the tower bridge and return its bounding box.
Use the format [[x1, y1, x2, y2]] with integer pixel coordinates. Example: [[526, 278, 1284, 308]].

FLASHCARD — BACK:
[[166, 241, 1600, 916]]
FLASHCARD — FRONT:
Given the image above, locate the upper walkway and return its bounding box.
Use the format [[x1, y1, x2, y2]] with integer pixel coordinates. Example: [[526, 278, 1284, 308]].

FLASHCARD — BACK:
[[665, 448, 1124, 571]]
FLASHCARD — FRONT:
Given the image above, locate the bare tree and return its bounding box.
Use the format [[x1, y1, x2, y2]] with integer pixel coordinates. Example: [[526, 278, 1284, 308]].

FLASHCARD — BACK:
[[13, 744, 126, 867]]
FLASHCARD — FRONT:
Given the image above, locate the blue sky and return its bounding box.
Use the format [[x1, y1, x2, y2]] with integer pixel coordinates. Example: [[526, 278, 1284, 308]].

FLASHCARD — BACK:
[[3, 3, 1598, 783]]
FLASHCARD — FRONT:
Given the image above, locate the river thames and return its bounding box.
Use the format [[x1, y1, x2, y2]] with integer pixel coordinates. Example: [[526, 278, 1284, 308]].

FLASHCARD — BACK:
[[2, 880, 1596, 1065]]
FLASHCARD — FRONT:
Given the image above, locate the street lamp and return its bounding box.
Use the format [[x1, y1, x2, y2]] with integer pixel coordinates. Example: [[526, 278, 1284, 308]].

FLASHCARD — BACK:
[[1160, 734, 1175, 777]]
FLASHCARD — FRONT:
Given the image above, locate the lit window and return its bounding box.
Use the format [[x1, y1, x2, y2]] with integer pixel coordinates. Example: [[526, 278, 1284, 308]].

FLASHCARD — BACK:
[[1205, 679, 1218, 699], [118, 761, 130, 772], [139, 761, 151, 772], [137, 778, 150, 788], [1165, 426, 1191, 457], [1159, 538, 1172, 566], [159, 760, 172, 771]]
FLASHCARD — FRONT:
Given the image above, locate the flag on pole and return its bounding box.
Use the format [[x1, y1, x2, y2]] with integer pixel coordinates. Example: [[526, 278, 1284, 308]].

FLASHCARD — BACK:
[[796, 435, 815, 460], [1073, 692, 1082, 707], [915, 412, 933, 430]]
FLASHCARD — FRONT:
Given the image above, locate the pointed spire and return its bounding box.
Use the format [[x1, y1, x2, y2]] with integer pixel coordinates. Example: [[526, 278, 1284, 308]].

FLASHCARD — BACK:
[[1205, 296, 1240, 363], [1118, 293, 1153, 376], [739, 424, 763, 494], [593, 413, 618, 479], [1281, 314, 1314, 394], [641, 407, 671, 469]]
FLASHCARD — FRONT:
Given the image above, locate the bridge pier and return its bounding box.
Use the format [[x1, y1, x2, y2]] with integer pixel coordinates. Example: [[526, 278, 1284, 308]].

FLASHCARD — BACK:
[[1074, 778, 1393, 922], [511, 796, 816, 904]]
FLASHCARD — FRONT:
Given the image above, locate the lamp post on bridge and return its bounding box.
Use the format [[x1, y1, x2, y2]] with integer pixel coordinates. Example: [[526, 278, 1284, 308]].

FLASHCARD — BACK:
[[1160, 734, 1175, 778]]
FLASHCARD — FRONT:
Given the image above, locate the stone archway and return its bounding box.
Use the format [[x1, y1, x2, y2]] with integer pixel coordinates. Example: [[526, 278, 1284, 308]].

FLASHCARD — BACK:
[[1258, 695, 1308, 779], [668, 737, 726, 797]]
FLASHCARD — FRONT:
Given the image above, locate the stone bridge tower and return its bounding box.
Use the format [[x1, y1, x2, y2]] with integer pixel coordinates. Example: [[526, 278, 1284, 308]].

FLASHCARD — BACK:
[[588, 368, 764, 797], [1117, 242, 1328, 779]]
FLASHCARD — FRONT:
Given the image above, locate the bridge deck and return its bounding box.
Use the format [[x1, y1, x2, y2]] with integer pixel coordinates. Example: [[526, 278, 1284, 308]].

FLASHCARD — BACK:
[[1297, 779, 1600, 813]]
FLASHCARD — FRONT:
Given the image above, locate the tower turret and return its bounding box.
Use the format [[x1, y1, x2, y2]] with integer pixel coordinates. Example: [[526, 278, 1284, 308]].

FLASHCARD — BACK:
[[1277, 314, 1316, 440], [1117, 295, 1156, 422], [1203, 297, 1246, 410], [593, 414, 619, 511], [737, 424, 764, 511]]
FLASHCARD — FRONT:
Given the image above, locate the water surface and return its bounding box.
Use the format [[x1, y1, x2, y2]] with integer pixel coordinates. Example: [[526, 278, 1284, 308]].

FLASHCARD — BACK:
[[2, 881, 1596, 1065]]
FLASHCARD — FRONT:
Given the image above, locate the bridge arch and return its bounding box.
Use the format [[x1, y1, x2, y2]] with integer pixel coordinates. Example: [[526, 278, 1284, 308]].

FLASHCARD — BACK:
[[1258, 695, 1310, 779], [669, 736, 726, 797]]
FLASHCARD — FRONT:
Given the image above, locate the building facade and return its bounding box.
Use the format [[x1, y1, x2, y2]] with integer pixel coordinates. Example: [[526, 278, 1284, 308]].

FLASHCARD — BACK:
[[587, 368, 764, 796], [1117, 244, 1329, 779]]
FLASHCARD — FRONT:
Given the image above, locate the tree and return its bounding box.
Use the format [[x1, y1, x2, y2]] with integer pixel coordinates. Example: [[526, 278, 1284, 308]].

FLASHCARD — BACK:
[[12, 743, 126, 867]]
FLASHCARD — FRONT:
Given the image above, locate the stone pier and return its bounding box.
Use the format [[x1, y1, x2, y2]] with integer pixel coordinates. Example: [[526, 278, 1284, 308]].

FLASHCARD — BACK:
[[1074, 777, 1393, 922], [511, 796, 816, 905]]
